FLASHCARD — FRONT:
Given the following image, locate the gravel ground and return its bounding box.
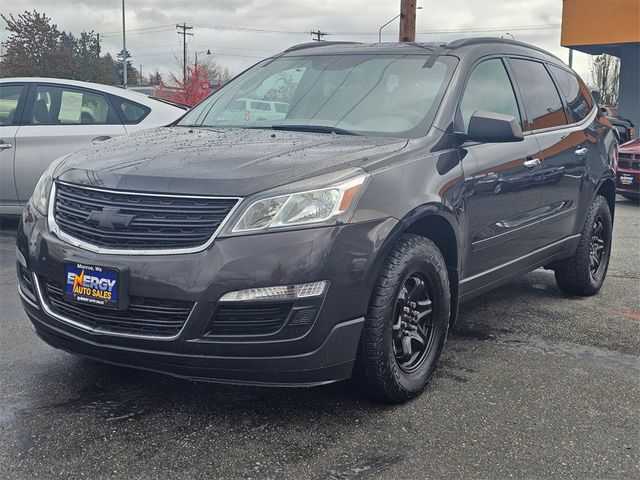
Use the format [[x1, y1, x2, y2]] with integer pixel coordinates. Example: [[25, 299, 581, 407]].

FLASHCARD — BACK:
[[0, 197, 638, 480]]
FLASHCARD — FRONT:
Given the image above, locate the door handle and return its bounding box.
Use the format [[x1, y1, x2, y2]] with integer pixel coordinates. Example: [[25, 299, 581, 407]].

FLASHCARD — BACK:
[[523, 158, 541, 169], [0, 142, 13, 151], [92, 136, 112, 144], [575, 147, 588, 157]]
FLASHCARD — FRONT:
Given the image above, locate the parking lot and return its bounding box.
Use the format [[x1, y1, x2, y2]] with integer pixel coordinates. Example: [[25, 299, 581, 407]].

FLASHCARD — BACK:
[[0, 197, 638, 480]]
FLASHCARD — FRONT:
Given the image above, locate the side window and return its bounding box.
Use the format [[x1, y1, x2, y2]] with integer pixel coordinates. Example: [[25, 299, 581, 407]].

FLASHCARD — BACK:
[[548, 65, 593, 123], [110, 96, 151, 124], [459, 59, 521, 132], [0, 84, 24, 125], [508, 59, 567, 130], [250, 101, 271, 111], [29, 85, 113, 125]]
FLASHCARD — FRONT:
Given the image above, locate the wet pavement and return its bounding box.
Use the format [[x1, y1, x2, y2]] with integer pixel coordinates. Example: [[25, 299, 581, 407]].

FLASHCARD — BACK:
[[0, 198, 638, 479]]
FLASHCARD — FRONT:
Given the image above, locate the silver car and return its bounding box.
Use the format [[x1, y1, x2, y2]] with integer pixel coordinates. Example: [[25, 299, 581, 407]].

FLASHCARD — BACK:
[[0, 78, 186, 215]]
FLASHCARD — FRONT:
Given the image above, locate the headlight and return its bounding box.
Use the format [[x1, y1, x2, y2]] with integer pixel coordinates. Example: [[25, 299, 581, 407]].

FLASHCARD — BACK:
[[30, 159, 61, 215], [232, 175, 367, 233]]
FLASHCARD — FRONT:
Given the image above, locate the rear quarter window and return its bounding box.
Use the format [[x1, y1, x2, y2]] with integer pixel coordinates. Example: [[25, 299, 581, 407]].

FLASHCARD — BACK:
[[110, 95, 151, 124], [548, 65, 594, 123]]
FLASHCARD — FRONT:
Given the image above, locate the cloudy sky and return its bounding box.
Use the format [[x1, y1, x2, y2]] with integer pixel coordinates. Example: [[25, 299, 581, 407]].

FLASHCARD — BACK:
[[0, 0, 593, 82]]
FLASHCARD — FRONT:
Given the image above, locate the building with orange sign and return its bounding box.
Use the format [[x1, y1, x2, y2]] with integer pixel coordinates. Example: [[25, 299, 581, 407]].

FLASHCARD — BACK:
[[561, 0, 640, 133]]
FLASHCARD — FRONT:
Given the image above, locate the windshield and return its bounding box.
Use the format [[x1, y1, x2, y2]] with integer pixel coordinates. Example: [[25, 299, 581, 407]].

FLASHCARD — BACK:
[[179, 53, 457, 137]]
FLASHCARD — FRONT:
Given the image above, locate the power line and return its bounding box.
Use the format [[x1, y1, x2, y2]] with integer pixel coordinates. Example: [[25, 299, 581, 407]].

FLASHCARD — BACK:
[[99, 24, 176, 36], [341, 24, 562, 36]]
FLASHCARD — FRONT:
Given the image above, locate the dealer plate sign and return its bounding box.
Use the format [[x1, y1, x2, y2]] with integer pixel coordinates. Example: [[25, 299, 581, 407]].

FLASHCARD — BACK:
[[64, 263, 119, 309]]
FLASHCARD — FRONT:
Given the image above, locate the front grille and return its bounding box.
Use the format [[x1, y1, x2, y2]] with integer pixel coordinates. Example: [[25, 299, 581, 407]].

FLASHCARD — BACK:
[[206, 303, 293, 336], [43, 279, 194, 337], [618, 155, 640, 171], [53, 182, 239, 251]]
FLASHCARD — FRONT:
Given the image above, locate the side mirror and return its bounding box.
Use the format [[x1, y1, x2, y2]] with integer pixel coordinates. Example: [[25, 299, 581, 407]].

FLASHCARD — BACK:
[[459, 110, 524, 143]]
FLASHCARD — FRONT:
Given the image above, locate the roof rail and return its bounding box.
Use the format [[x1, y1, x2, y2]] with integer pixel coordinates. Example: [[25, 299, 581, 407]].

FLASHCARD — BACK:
[[283, 41, 362, 53], [446, 37, 563, 62]]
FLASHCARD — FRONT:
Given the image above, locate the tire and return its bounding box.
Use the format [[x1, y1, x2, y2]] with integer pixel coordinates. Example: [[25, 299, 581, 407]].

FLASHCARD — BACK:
[[553, 195, 613, 296], [353, 234, 450, 403]]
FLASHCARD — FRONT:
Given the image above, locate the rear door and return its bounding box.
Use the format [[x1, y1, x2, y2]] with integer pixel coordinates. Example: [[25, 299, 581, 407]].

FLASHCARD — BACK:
[[14, 83, 127, 203], [458, 57, 544, 282], [0, 82, 28, 209], [508, 59, 590, 247]]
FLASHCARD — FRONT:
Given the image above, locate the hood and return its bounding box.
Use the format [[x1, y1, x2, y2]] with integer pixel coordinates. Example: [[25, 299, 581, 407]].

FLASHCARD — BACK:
[[56, 127, 408, 196], [619, 137, 640, 153]]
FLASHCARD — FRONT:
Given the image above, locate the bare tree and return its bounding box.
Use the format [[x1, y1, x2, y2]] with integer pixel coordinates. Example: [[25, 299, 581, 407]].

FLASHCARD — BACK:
[[590, 54, 620, 106]]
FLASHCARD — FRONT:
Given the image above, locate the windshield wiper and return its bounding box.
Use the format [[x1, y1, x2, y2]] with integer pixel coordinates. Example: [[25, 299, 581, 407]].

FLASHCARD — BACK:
[[270, 125, 357, 136]]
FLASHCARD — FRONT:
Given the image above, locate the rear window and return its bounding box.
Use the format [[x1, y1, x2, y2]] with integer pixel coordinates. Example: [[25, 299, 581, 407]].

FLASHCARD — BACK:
[[548, 65, 593, 123], [509, 59, 567, 131], [110, 95, 151, 124]]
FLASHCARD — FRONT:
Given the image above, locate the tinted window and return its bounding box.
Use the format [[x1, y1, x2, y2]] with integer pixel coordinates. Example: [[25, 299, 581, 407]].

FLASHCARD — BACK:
[[29, 85, 113, 125], [548, 65, 593, 123], [0, 84, 24, 125], [509, 59, 567, 130], [459, 59, 521, 132], [250, 101, 271, 111], [111, 96, 151, 124]]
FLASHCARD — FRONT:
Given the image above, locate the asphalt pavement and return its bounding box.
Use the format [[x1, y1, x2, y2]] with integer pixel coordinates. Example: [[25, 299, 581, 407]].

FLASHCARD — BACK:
[[1, 198, 638, 480]]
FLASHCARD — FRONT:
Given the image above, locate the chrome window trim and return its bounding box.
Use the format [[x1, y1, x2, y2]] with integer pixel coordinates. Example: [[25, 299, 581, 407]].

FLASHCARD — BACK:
[[33, 274, 196, 341], [48, 181, 243, 255]]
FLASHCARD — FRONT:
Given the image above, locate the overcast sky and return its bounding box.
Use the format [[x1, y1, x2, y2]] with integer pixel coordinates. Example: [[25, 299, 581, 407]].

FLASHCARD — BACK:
[[0, 0, 593, 82]]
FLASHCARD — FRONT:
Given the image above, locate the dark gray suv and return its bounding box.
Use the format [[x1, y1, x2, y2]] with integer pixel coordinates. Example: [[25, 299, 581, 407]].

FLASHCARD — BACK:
[[17, 39, 617, 402]]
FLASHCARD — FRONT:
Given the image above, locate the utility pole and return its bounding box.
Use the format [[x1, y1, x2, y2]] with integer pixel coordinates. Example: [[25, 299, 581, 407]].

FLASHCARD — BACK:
[[122, 0, 127, 87], [310, 30, 328, 42], [176, 23, 193, 86], [399, 0, 417, 43], [139, 64, 143, 83], [568, 48, 574, 68], [96, 33, 100, 58]]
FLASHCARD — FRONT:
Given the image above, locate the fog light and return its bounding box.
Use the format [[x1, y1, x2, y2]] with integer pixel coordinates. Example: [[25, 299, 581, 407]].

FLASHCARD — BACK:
[[219, 281, 329, 302]]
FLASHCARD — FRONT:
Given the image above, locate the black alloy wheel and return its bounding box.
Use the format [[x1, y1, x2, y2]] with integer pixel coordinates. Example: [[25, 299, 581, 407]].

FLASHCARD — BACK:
[[392, 273, 436, 373], [589, 215, 607, 278]]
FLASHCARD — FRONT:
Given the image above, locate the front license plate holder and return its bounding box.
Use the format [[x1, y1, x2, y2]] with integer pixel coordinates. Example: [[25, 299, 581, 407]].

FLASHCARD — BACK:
[[63, 263, 123, 310], [620, 174, 633, 186]]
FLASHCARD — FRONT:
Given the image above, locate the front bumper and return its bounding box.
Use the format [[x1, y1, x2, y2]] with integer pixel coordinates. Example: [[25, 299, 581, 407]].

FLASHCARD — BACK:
[[17, 205, 397, 386], [616, 168, 639, 196]]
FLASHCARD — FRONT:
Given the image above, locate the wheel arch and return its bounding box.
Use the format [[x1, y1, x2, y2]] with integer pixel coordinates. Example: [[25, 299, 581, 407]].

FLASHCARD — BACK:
[[595, 178, 616, 221], [366, 205, 463, 328]]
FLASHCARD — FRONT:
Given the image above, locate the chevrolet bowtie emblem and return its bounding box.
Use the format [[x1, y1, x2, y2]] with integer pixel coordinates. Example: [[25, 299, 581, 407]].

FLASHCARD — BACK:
[[87, 207, 135, 230]]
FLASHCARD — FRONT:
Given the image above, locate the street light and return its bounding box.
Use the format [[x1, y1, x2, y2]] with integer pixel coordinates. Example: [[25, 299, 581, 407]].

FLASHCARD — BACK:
[[379, 6, 423, 43], [194, 49, 211, 69]]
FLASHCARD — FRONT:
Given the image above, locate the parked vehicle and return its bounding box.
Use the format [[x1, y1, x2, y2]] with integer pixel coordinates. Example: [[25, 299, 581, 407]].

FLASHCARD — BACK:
[[606, 115, 635, 143], [217, 97, 289, 123], [0, 78, 186, 215], [17, 39, 617, 403], [617, 138, 640, 200]]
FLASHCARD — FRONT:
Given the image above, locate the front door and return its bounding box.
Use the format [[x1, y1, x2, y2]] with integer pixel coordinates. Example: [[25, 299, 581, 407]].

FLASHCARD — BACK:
[[456, 58, 543, 286], [14, 83, 126, 203], [0, 83, 27, 211]]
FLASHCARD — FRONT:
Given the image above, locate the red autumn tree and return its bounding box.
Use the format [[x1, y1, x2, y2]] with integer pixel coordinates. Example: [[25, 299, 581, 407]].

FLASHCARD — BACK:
[[154, 63, 212, 107]]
